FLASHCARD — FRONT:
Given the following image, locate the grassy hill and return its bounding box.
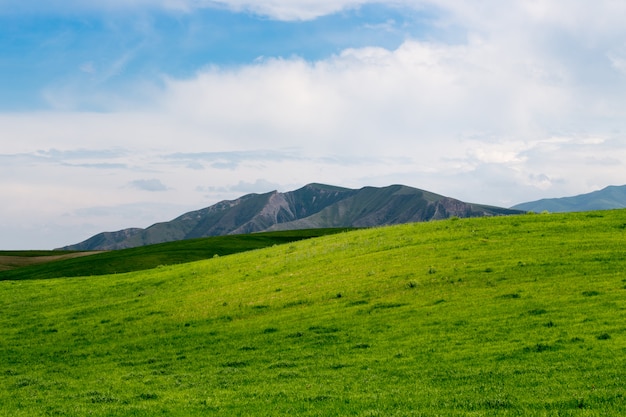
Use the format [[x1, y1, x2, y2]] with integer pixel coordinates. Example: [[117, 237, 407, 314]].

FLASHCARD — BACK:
[[1, 211, 626, 415], [0, 229, 352, 280]]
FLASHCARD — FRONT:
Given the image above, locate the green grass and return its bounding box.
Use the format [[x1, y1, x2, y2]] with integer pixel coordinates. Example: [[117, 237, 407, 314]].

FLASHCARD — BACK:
[[2, 211, 626, 415], [0, 229, 353, 280]]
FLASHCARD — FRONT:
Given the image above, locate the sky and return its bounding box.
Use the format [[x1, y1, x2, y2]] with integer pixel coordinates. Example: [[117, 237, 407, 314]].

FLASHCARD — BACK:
[[2, 0, 626, 249]]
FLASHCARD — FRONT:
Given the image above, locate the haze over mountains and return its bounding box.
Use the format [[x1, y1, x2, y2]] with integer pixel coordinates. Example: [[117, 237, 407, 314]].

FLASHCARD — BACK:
[[59, 184, 522, 251], [511, 185, 626, 213]]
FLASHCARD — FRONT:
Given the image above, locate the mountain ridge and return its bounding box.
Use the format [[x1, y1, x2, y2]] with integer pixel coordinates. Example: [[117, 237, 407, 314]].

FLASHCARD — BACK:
[[511, 184, 626, 213], [59, 183, 522, 251]]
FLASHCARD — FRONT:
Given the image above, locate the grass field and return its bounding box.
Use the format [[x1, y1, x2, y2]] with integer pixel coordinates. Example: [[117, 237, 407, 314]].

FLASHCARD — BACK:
[[0, 229, 352, 280], [1, 211, 626, 415]]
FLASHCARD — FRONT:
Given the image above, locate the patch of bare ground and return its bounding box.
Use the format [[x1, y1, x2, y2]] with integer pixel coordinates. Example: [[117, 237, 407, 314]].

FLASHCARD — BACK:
[[0, 252, 105, 271]]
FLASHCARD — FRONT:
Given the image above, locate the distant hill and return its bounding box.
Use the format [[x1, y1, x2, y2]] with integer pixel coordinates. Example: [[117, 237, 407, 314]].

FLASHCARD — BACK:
[[511, 185, 626, 213], [2, 229, 350, 280], [59, 183, 523, 251]]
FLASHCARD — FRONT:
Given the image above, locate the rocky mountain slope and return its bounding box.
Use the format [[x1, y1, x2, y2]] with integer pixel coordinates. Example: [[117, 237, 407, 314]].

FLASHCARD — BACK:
[[59, 183, 522, 250]]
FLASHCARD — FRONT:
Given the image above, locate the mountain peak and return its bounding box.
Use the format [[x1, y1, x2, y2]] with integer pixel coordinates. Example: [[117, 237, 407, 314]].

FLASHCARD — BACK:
[[301, 183, 352, 192], [58, 184, 522, 250]]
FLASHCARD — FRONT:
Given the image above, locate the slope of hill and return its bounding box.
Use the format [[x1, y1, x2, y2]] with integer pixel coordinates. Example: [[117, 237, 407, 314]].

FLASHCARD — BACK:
[[0, 251, 101, 272], [59, 183, 522, 250], [2, 210, 626, 415], [512, 184, 626, 212], [0, 229, 351, 280]]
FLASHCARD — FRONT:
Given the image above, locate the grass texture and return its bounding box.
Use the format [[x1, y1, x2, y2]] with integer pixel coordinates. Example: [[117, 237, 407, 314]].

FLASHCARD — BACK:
[[1, 211, 626, 415]]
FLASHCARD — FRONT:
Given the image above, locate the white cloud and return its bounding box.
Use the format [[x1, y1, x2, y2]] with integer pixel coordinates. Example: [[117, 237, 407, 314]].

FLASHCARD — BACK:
[[128, 179, 168, 192], [230, 179, 282, 193], [205, 0, 375, 21], [157, 36, 585, 162], [0, 0, 378, 20], [3, 0, 626, 30], [608, 51, 626, 76], [3, 0, 626, 249]]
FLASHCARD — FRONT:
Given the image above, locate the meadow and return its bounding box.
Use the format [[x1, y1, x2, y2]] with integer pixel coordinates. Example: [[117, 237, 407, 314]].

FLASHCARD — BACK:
[[1, 211, 626, 415], [0, 229, 351, 280]]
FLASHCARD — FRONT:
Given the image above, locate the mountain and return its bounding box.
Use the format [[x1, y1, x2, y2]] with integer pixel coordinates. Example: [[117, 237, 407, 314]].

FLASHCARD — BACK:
[[59, 183, 523, 251], [511, 185, 626, 213]]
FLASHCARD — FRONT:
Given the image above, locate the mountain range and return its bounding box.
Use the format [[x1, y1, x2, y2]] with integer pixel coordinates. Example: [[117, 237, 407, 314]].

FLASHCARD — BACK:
[[511, 184, 626, 213], [59, 183, 522, 251]]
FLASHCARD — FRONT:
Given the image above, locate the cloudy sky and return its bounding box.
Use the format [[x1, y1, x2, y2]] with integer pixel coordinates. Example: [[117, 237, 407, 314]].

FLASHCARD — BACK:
[[2, 1, 626, 249]]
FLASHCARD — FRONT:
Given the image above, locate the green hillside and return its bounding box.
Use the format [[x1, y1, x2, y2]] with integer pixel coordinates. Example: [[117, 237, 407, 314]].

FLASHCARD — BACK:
[[0, 229, 352, 280], [2, 211, 626, 415]]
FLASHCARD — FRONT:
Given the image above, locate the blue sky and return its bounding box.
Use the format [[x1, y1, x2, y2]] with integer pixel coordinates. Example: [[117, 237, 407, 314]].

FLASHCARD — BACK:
[[1, 3, 440, 109], [2, 0, 626, 249]]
